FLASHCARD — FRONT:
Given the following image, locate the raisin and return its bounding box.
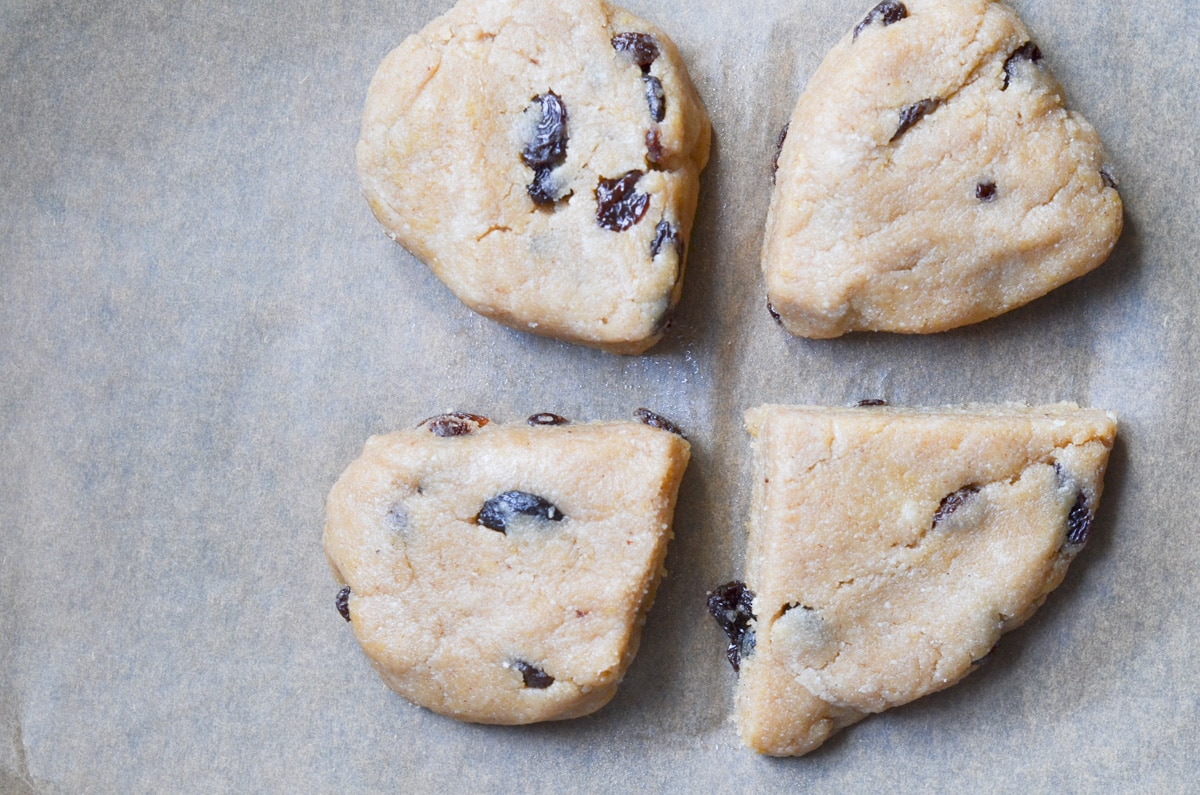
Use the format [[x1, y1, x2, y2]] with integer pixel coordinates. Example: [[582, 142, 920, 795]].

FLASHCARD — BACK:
[[522, 92, 568, 168], [853, 1, 908, 40], [772, 123, 789, 183], [707, 581, 756, 672], [384, 502, 409, 533], [612, 32, 659, 72], [1100, 167, 1119, 189], [477, 491, 564, 533], [596, 171, 650, 232], [972, 644, 997, 667], [892, 98, 940, 142], [420, 413, 489, 437], [513, 660, 555, 689], [1065, 491, 1093, 546], [527, 413, 569, 426], [767, 301, 783, 324], [1002, 41, 1043, 90], [855, 399, 888, 407], [646, 128, 665, 167], [523, 92, 569, 205], [933, 485, 979, 527], [652, 309, 674, 336], [976, 180, 997, 201], [336, 586, 351, 622], [635, 407, 685, 437], [651, 220, 682, 259], [644, 75, 665, 122], [527, 166, 566, 206]]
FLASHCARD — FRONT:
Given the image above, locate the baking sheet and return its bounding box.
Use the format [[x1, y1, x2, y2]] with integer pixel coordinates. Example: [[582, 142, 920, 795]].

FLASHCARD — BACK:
[[1, 0, 1196, 790]]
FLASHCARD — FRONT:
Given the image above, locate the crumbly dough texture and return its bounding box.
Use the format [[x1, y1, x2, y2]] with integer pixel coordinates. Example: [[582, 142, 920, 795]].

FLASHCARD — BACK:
[[357, 0, 711, 354], [762, 0, 1123, 338], [324, 417, 690, 724], [736, 404, 1117, 756]]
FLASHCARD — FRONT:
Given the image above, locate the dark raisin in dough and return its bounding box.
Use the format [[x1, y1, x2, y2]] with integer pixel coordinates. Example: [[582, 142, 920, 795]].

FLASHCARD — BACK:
[[1002, 41, 1043, 90], [384, 503, 409, 533], [644, 75, 665, 122], [527, 413, 569, 426], [596, 171, 650, 231], [528, 166, 566, 206], [1065, 491, 1093, 546], [1100, 167, 1118, 189], [611, 32, 660, 71], [971, 644, 998, 667], [767, 301, 783, 324], [853, 1, 908, 40], [651, 308, 674, 336], [477, 491, 564, 533], [650, 220, 682, 259], [522, 91, 568, 167], [892, 98, 940, 142], [420, 413, 490, 437], [635, 407, 684, 437], [513, 660, 555, 689], [772, 122, 789, 183], [336, 586, 352, 622], [855, 399, 888, 407], [933, 485, 979, 527], [645, 129, 665, 167], [707, 581, 757, 672], [976, 180, 998, 201]]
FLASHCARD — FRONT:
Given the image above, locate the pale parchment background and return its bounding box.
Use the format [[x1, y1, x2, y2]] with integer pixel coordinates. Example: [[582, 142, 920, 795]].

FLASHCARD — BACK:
[[1, 0, 1196, 791]]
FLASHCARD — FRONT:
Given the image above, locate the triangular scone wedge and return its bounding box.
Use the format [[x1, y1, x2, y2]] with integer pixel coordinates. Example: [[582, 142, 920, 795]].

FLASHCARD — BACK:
[[357, 0, 711, 354], [325, 411, 689, 724], [715, 404, 1116, 756], [762, 0, 1123, 338]]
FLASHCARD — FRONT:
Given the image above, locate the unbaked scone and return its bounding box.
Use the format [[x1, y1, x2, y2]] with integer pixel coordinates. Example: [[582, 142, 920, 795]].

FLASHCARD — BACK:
[[762, 0, 1123, 338], [710, 403, 1116, 756], [325, 410, 690, 723], [357, 0, 711, 354]]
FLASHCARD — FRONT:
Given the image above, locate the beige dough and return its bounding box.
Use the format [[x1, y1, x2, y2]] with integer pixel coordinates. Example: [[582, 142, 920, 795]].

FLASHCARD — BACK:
[[357, 0, 711, 354], [762, 0, 1123, 338], [324, 412, 690, 723], [723, 403, 1116, 756]]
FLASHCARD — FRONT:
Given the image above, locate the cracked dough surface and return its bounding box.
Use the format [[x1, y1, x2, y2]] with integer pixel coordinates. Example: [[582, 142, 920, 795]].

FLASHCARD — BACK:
[[324, 417, 690, 724], [735, 404, 1116, 756], [762, 0, 1123, 338], [357, 0, 711, 354]]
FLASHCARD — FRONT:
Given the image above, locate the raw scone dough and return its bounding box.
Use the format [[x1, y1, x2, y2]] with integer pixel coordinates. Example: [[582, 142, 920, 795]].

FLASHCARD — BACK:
[[357, 0, 711, 354], [324, 412, 690, 724], [762, 0, 1123, 338], [721, 403, 1116, 756]]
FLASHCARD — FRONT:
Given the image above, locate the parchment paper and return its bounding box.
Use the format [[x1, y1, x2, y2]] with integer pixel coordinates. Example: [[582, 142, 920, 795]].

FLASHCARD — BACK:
[[2, 0, 1196, 791]]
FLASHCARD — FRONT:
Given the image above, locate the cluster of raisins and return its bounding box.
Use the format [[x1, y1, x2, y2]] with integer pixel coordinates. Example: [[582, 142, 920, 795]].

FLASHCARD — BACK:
[[613, 32, 666, 123], [521, 31, 683, 251], [523, 92, 570, 205]]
